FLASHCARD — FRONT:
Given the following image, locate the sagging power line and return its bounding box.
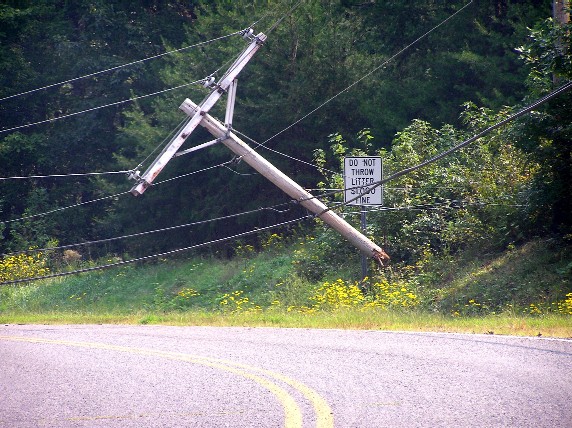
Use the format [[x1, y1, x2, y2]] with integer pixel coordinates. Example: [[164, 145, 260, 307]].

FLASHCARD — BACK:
[[0, 29, 246, 103], [318, 80, 572, 213], [1, 201, 297, 258], [0, 215, 313, 286]]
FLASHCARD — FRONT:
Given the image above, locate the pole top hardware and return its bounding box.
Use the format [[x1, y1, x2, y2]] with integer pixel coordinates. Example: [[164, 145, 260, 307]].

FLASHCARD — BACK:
[[240, 28, 265, 46], [240, 27, 255, 40], [129, 30, 266, 197], [202, 75, 216, 89], [126, 169, 141, 182]]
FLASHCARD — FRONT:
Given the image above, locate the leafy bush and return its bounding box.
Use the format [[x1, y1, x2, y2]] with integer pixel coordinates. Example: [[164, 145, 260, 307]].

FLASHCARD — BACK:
[[312, 114, 536, 267], [556, 293, 572, 315], [0, 251, 50, 283]]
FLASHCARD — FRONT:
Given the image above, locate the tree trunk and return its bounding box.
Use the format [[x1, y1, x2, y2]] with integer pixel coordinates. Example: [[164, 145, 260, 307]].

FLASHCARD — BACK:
[[553, 0, 570, 24]]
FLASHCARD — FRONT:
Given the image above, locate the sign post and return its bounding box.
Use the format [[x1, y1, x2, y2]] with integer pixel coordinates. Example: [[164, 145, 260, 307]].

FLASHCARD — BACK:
[[344, 157, 383, 281]]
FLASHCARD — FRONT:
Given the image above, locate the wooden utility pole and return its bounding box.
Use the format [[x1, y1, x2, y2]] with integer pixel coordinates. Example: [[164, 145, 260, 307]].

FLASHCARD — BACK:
[[179, 98, 390, 264]]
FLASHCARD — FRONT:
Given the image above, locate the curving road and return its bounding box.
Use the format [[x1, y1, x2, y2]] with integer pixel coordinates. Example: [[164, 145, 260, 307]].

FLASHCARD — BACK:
[[1, 324, 571, 427]]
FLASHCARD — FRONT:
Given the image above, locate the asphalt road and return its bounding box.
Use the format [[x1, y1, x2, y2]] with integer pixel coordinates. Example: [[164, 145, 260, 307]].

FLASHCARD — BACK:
[[1, 324, 571, 428]]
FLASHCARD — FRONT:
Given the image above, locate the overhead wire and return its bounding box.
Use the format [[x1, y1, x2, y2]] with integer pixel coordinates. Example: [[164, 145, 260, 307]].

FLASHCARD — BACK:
[[338, 198, 528, 215], [1, 159, 235, 225], [152, 160, 233, 186], [190, 0, 301, 105], [2, 0, 512, 228], [251, 0, 475, 151], [0, 4, 315, 285], [223, 1, 477, 190], [232, 129, 340, 177], [128, 28, 268, 174], [195, 2, 478, 219], [243, 79, 572, 213], [0, 191, 131, 225], [0, 30, 245, 103], [0, 78, 205, 135], [314, 79, 572, 212], [0, 0, 533, 285], [135, 116, 192, 173], [0, 20, 271, 135], [0, 24, 274, 223], [1, 200, 296, 258], [0, 170, 131, 181], [265, 0, 304, 34], [0, 215, 313, 286]]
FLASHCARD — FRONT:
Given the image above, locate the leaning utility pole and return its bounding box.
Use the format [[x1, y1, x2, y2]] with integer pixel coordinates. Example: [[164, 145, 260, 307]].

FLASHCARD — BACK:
[[128, 29, 390, 265], [178, 98, 389, 264]]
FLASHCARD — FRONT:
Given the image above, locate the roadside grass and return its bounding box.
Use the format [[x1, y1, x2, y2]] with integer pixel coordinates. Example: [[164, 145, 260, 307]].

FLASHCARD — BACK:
[[1, 309, 570, 338], [420, 239, 572, 315], [0, 238, 570, 338]]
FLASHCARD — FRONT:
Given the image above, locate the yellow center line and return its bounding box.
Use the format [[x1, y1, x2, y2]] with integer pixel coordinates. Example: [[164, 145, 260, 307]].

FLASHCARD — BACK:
[[1, 335, 335, 428], [203, 358, 335, 428], [1, 336, 301, 427]]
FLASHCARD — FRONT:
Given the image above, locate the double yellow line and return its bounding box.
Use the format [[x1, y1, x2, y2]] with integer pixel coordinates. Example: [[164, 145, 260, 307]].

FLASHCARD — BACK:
[[1, 335, 334, 428]]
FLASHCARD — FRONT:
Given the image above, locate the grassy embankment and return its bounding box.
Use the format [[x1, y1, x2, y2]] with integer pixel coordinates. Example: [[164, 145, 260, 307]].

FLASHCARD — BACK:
[[1, 238, 571, 338]]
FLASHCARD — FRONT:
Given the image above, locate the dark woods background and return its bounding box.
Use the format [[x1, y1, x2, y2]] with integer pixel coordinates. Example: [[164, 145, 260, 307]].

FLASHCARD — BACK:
[[1, 0, 569, 263]]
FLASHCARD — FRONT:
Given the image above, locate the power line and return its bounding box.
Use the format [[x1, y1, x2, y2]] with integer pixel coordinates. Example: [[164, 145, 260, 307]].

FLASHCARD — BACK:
[[265, 0, 303, 34], [0, 170, 130, 181], [0, 215, 312, 286], [6, 30, 262, 137], [1, 160, 234, 225], [0, 30, 245, 103], [264, 80, 572, 211], [319, 80, 572, 212], [1, 201, 296, 258], [0, 78, 205, 135], [251, 0, 475, 151], [1, 191, 131, 225], [135, 116, 192, 173], [1, 2, 473, 168], [232, 129, 341, 177], [152, 160, 233, 186], [0, 85, 193, 183], [222, 1, 476, 191], [337, 199, 527, 215]]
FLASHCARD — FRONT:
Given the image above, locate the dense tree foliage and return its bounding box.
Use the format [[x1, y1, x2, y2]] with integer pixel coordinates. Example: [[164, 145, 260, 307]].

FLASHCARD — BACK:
[[515, 17, 572, 234], [0, 0, 567, 272]]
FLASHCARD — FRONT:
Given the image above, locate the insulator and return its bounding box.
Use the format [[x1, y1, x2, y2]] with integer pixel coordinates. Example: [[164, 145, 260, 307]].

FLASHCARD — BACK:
[[127, 170, 141, 181], [202, 76, 215, 88], [242, 28, 254, 40]]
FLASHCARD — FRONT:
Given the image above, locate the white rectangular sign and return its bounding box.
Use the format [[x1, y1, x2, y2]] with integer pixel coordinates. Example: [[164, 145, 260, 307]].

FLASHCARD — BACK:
[[343, 156, 383, 206]]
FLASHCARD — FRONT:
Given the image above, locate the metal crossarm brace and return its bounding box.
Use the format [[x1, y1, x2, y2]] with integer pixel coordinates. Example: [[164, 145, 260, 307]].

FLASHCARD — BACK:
[[130, 32, 267, 196], [225, 79, 238, 129]]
